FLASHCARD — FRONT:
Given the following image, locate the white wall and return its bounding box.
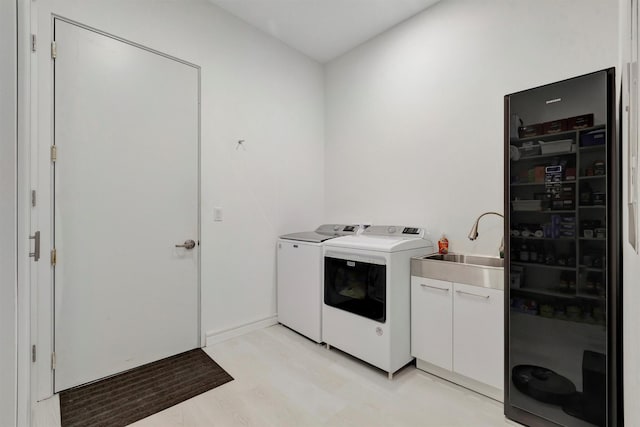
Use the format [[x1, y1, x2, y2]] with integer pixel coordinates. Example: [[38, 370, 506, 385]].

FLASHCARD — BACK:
[[0, 0, 17, 424], [619, 0, 640, 424], [325, 0, 618, 256], [32, 0, 324, 396], [326, 0, 637, 422]]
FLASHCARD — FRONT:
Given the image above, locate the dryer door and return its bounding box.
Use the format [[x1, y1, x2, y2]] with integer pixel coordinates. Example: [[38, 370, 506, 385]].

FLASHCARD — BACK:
[[324, 256, 386, 322]]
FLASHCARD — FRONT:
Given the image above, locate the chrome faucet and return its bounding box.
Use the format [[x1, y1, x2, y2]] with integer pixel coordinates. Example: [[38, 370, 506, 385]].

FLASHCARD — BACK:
[[468, 212, 504, 258]]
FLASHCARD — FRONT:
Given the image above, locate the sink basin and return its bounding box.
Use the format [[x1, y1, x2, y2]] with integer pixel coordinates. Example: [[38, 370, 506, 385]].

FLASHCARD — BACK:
[[412, 253, 504, 290], [424, 253, 504, 268]]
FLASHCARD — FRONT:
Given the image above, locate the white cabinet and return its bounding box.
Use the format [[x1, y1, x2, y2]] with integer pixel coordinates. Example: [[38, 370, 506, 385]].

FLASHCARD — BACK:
[[411, 275, 503, 400], [277, 240, 322, 343], [452, 282, 504, 390], [410, 277, 452, 371]]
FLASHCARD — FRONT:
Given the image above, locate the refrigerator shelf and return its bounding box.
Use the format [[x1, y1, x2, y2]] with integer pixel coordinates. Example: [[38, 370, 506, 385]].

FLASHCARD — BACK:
[[510, 236, 574, 241], [512, 261, 576, 271], [513, 124, 605, 144], [510, 310, 605, 328], [512, 287, 576, 298], [578, 265, 605, 272], [579, 144, 606, 152], [578, 175, 606, 181], [510, 180, 576, 187], [576, 292, 605, 301], [513, 151, 576, 161], [511, 209, 576, 214]]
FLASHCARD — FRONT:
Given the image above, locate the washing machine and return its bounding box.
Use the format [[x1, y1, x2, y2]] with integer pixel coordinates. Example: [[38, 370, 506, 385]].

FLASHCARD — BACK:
[[322, 225, 434, 378], [277, 224, 360, 343]]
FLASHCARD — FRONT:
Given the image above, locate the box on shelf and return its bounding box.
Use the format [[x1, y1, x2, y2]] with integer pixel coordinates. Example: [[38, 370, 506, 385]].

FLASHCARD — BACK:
[[512, 200, 543, 211], [550, 199, 575, 210], [567, 114, 594, 130], [580, 129, 606, 147], [511, 265, 524, 288], [545, 164, 564, 182], [539, 139, 573, 155], [593, 160, 605, 175], [518, 124, 543, 139], [543, 119, 568, 134], [519, 141, 541, 157], [592, 192, 605, 206], [561, 185, 575, 197]]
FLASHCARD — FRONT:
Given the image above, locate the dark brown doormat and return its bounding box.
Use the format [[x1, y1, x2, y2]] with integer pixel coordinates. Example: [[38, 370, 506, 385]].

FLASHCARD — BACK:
[[59, 348, 233, 427]]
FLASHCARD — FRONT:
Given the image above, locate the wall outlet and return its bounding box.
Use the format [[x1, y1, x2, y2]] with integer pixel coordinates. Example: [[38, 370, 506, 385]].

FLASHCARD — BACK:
[[213, 207, 223, 222]]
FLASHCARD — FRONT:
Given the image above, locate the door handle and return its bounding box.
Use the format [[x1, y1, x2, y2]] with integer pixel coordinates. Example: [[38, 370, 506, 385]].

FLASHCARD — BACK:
[[175, 239, 196, 249], [29, 231, 40, 261], [456, 290, 490, 299], [420, 284, 449, 292]]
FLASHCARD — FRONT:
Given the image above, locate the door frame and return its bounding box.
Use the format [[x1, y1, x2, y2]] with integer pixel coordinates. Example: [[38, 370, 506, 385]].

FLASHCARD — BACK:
[[29, 14, 203, 400], [16, 0, 34, 423]]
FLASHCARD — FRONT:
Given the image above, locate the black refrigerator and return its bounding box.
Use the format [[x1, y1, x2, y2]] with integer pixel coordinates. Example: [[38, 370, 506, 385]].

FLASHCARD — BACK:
[[504, 69, 622, 427]]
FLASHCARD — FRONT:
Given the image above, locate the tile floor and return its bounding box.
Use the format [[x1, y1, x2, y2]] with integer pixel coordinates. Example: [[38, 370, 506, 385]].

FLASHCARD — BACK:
[[34, 325, 521, 426]]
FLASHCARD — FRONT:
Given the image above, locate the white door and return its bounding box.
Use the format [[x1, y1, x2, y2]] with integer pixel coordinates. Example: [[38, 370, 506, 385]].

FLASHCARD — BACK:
[[410, 276, 453, 371], [53, 19, 200, 392], [452, 282, 504, 390]]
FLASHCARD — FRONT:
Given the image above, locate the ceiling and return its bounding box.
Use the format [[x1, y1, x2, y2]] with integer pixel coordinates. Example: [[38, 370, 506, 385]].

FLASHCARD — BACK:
[[208, 0, 441, 63]]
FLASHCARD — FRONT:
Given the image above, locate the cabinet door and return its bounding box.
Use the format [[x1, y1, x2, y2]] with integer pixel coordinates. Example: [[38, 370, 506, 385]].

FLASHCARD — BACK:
[[453, 282, 503, 390], [277, 241, 322, 342], [411, 276, 453, 371]]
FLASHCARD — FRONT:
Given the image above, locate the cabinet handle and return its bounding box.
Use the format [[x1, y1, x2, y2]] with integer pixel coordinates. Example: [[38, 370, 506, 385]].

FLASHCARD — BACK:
[[456, 290, 490, 299], [420, 284, 449, 292]]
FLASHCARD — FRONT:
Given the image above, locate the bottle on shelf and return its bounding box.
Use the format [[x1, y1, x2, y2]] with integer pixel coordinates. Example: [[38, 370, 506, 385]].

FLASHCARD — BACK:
[[580, 182, 593, 206], [519, 241, 529, 262], [438, 233, 449, 254], [536, 242, 545, 264], [529, 243, 538, 263]]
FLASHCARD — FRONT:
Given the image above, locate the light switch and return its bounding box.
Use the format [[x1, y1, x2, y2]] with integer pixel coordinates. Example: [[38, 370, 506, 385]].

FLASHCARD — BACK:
[[214, 207, 223, 222]]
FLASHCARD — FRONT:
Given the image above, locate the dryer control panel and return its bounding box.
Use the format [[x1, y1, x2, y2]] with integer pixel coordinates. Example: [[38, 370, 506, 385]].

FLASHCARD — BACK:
[[363, 225, 425, 239], [402, 227, 420, 235]]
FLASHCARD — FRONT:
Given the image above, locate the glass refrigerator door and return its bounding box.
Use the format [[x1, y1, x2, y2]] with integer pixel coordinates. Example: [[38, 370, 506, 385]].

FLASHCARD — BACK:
[[505, 69, 619, 427]]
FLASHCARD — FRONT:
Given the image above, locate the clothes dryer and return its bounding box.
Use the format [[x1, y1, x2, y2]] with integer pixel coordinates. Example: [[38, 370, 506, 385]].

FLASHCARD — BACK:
[[322, 225, 434, 378]]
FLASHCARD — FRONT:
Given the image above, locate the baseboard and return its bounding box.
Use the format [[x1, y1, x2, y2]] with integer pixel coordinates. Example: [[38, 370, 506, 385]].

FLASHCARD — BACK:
[[416, 359, 503, 402], [205, 315, 278, 346]]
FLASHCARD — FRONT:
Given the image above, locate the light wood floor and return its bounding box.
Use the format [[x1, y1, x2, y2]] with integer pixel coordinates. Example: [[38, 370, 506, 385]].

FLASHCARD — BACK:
[[34, 325, 521, 426]]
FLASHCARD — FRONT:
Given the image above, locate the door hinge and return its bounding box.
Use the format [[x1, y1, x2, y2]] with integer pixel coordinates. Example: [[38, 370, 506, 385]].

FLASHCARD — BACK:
[[51, 41, 57, 59], [31, 34, 37, 52], [51, 352, 56, 370], [50, 145, 57, 162], [31, 190, 36, 207], [51, 248, 57, 266], [32, 345, 36, 363]]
